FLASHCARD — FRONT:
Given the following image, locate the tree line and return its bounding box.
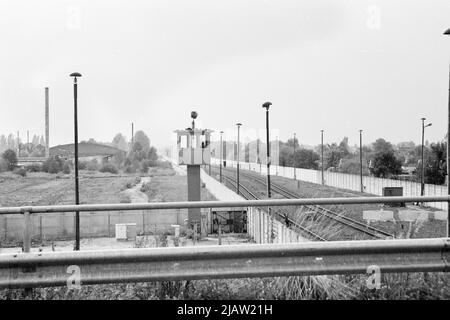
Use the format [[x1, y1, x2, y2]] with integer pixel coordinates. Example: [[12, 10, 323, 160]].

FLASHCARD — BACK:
[[0, 130, 160, 175]]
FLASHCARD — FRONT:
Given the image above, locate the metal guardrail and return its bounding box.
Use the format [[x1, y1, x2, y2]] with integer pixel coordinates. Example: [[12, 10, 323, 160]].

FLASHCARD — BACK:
[[1, 195, 450, 214], [1, 196, 448, 252], [0, 238, 448, 289]]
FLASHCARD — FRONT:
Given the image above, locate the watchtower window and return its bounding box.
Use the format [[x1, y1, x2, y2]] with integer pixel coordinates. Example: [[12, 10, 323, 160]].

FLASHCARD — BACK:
[[180, 135, 188, 149]]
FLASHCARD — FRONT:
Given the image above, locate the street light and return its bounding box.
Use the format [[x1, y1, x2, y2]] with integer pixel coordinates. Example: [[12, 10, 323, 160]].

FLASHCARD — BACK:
[[321, 130, 324, 185], [70, 72, 82, 251], [421, 118, 432, 197], [293, 133, 297, 180], [359, 130, 363, 193], [220, 131, 224, 183], [445, 28, 450, 236], [236, 123, 242, 195], [262, 101, 273, 243], [262, 102, 272, 198]]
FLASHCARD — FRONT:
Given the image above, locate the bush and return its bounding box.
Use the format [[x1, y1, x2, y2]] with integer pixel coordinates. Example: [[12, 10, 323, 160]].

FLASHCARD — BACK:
[[78, 161, 87, 170], [2, 149, 17, 171], [124, 166, 136, 174], [43, 157, 64, 174], [86, 159, 99, 171], [99, 163, 118, 174], [140, 160, 150, 173], [62, 162, 71, 174], [25, 163, 42, 172], [14, 167, 27, 177], [0, 159, 8, 172]]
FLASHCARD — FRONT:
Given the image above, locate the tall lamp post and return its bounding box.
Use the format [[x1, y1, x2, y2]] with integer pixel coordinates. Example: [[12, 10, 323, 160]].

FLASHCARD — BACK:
[[421, 118, 432, 197], [444, 27, 450, 237], [359, 130, 364, 193], [321, 130, 324, 185], [70, 72, 82, 251], [262, 102, 272, 243], [262, 102, 272, 198], [220, 131, 224, 183], [236, 123, 242, 195], [293, 133, 297, 180]]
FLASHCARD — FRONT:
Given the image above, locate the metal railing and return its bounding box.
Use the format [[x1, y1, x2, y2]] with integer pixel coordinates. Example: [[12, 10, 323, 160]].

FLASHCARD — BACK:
[[0, 238, 448, 289], [0, 196, 449, 289]]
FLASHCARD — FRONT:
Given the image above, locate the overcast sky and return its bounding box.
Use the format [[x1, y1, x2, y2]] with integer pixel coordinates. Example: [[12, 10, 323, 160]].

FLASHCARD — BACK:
[[1, 0, 450, 149]]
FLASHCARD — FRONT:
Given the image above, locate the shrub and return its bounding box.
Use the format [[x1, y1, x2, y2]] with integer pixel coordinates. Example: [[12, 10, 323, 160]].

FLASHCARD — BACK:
[[2, 149, 17, 171], [140, 160, 150, 173], [62, 162, 71, 174], [86, 159, 99, 171], [0, 159, 8, 172], [99, 163, 118, 174], [25, 163, 42, 172], [78, 161, 87, 170], [124, 166, 136, 174], [14, 167, 27, 177], [43, 157, 64, 174]]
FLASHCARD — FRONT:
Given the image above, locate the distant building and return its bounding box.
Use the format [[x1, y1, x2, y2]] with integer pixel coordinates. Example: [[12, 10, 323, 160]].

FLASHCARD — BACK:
[[50, 142, 125, 162]]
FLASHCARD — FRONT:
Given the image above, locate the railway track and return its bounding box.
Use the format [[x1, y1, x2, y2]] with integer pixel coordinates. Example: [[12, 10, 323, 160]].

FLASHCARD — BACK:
[[212, 166, 394, 239], [219, 173, 327, 241]]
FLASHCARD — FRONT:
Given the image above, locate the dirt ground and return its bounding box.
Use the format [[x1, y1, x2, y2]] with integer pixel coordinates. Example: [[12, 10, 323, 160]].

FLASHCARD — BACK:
[[0, 171, 141, 207]]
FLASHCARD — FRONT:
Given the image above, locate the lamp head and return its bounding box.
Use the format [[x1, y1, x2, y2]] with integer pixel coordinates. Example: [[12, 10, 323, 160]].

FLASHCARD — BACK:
[[70, 72, 82, 78], [262, 101, 272, 110], [444, 28, 450, 35], [191, 111, 198, 120], [236, 123, 242, 127]]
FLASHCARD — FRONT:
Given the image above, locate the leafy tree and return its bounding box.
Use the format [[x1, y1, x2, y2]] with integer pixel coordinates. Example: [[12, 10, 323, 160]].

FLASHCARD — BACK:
[[340, 158, 370, 175], [373, 138, 394, 155], [370, 151, 402, 178], [112, 133, 128, 151], [421, 142, 447, 185], [133, 131, 150, 152], [2, 149, 17, 170]]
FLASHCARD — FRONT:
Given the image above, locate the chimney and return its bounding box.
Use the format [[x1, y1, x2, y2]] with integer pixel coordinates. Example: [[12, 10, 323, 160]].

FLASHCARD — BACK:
[[45, 87, 49, 158]]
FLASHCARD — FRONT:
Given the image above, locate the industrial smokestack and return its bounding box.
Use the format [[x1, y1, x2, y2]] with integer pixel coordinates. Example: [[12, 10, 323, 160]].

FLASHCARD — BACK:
[[45, 87, 49, 158]]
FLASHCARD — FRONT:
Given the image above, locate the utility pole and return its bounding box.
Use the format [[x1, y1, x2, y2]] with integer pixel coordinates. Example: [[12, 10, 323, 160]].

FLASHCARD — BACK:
[[131, 122, 134, 150], [444, 27, 450, 237], [262, 101, 273, 243], [421, 118, 432, 197], [70, 72, 82, 251], [262, 102, 272, 198], [45, 87, 49, 158], [17, 131, 20, 156], [220, 131, 223, 183], [236, 123, 242, 195], [360, 130, 363, 193], [321, 130, 324, 185], [293, 133, 297, 180]]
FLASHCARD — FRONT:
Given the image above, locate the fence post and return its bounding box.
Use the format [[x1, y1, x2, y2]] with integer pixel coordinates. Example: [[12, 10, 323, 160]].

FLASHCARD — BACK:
[[23, 210, 31, 253]]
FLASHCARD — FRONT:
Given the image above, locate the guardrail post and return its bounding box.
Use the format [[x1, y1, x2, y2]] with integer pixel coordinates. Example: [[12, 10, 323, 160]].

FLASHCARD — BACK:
[[23, 210, 31, 253], [218, 224, 222, 245]]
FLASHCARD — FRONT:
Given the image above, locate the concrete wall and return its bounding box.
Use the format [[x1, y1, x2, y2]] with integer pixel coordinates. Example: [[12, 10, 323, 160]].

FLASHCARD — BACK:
[[0, 209, 212, 243], [247, 207, 307, 244], [214, 158, 448, 211]]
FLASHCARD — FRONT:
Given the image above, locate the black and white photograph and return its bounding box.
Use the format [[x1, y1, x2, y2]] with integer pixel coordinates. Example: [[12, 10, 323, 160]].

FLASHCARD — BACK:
[[0, 0, 449, 308]]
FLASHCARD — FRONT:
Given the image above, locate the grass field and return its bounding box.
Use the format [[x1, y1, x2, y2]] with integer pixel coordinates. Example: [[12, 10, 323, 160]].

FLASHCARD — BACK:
[[0, 171, 140, 207]]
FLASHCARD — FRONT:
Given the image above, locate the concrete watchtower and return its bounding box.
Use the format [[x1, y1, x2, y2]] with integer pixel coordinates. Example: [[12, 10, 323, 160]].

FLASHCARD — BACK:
[[174, 112, 213, 232]]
